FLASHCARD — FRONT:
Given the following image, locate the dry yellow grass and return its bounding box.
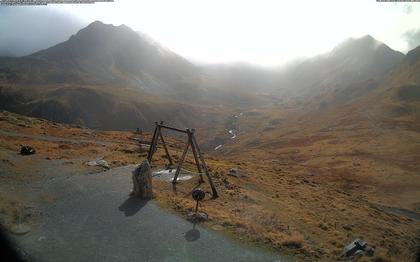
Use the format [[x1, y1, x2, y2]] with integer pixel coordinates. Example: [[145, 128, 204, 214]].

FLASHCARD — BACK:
[[1, 110, 419, 261], [281, 233, 304, 249]]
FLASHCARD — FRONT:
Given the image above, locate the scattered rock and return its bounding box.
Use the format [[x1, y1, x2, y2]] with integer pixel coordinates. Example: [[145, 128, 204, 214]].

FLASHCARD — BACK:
[[318, 222, 328, 231], [186, 212, 208, 223], [342, 224, 353, 231], [9, 223, 31, 235], [211, 224, 224, 231], [18, 123, 31, 128], [96, 160, 110, 169], [228, 168, 246, 178], [131, 160, 153, 199], [228, 168, 238, 177], [120, 148, 136, 154], [341, 239, 374, 259], [20, 145, 36, 155], [86, 159, 110, 169]]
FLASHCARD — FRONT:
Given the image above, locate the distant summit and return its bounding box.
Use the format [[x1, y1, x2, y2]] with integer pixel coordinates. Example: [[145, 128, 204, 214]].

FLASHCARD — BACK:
[[0, 23, 417, 131], [332, 35, 382, 53], [270, 34, 405, 102], [25, 21, 198, 88], [330, 35, 404, 67]]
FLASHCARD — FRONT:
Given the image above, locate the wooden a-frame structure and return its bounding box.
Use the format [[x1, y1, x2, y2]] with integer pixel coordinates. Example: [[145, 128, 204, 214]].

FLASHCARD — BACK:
[[147, 122, 218, 198]]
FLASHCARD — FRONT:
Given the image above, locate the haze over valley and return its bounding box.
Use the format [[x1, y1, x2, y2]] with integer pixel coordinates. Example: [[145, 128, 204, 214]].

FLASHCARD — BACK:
[[1, 2, 420, 261]]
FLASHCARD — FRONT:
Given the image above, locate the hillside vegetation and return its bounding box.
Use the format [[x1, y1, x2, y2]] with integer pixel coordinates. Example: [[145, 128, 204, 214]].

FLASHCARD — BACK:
[[0, 21, 420, 261]]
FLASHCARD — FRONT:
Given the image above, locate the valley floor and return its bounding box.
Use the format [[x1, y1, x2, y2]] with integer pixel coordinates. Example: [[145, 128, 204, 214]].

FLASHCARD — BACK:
[[0, 111, 419, 262]]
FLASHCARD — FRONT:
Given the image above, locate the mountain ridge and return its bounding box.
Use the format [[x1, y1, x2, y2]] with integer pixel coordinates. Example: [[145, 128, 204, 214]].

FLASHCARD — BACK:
[[0, 21, 418, 133]]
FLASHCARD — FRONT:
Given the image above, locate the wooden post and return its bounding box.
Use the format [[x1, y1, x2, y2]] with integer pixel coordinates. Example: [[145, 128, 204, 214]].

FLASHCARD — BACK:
[[146, 122, 218, 198], [172, 134, 190, 184], [147, 123, 159, 163], [158, 128, 173, 166], [191, 134, 218, 198], [189, 130, 204, 183]]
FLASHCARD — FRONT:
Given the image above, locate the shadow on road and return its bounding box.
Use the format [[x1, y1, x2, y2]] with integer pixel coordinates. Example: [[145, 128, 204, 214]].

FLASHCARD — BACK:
[[185, 223, 200, 242], [118, 196, 149, 216]]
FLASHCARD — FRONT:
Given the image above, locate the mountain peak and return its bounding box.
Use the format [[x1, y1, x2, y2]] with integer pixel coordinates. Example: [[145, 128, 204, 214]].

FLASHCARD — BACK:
[[88, 20, 105, 27], [83, 21, 131, 31], [332, 35, 382, 55], [329, 34, 404, 62], [361, 34, 375, 41], [22, 20, 198, 86], [75, 20, 134, 36], [405, 45, 420, 64]]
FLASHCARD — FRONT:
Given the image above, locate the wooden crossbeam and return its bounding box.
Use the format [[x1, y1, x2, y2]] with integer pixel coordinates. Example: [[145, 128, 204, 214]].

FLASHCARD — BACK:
[[157, 123, 189, 134]]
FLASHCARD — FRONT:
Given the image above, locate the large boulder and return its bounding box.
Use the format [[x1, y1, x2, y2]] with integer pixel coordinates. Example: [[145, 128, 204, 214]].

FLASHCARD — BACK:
[[132, 160, 153, 199], [341, 239, 374, 259]]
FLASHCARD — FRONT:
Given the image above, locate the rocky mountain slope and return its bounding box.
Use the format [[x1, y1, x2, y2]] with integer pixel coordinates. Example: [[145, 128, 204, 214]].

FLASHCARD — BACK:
[[0, 21, 198, 91], [0, 21, 417, 135], [270, 35, 405, 106], [1, 20, 420, 261]]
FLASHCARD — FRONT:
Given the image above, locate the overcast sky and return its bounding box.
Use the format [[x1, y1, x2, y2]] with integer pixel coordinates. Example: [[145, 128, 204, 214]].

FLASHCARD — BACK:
[[1, 0, 420, 66]]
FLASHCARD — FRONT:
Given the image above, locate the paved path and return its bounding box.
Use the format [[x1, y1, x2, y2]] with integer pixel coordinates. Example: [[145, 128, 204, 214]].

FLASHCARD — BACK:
[[13, 166, 287, 262]]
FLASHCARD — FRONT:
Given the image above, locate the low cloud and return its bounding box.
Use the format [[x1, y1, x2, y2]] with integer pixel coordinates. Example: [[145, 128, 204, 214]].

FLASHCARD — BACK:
[[0, 7, 86, 57], [402, 28, 420, 51], [402, 4, 412, 15]]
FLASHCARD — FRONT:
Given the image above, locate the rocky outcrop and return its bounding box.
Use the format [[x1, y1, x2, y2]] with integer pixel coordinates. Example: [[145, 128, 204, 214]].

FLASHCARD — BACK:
[[132, 160, 153, 199]]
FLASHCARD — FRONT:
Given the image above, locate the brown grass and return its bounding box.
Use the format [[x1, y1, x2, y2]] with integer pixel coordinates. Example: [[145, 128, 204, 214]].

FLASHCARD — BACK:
[[1, 109, 420, 262], [281, 233, 304, 249]]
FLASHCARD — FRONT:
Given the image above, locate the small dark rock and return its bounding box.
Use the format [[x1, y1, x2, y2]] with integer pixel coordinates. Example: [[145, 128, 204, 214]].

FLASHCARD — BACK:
[[342, 224, 353, 231], [20, 145, 36, 155], [228, 168, 246, 178]]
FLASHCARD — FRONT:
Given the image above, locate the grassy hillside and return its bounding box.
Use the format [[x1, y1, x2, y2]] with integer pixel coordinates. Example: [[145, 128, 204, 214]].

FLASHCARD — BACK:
[[0, 84, 232, 133], [1, 108, 419, 261]]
